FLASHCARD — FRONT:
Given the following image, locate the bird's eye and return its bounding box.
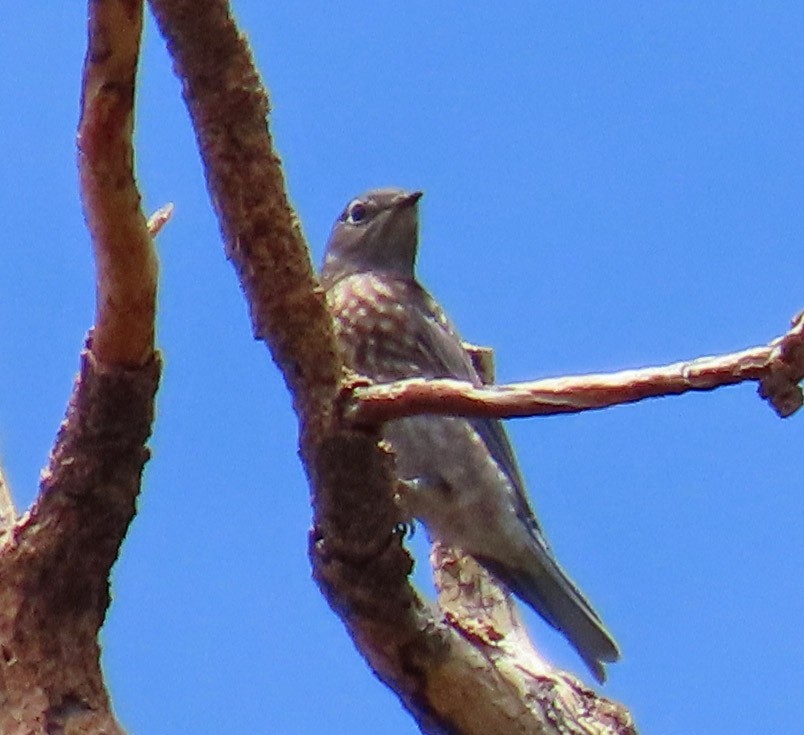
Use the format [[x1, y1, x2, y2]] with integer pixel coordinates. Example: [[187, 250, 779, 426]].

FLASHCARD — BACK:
[[345, 201, 368, 224]]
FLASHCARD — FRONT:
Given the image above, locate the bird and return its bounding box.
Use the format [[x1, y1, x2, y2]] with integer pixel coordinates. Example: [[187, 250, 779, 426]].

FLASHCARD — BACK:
[[321, 187, 619, 682]]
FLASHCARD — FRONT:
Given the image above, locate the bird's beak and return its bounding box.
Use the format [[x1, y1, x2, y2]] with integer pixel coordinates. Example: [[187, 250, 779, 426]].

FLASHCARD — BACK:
[[395, 190, 423, 209]]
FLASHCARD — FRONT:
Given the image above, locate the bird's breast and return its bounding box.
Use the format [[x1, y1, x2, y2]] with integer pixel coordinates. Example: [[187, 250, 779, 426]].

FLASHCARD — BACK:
[[326, 273, 432, 382]]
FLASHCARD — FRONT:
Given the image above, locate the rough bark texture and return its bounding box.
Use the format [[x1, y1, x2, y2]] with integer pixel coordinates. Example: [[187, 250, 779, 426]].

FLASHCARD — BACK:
[[0, 349, 159, 735], [146, 0, 340, 428], [0, 1, 160, 732]]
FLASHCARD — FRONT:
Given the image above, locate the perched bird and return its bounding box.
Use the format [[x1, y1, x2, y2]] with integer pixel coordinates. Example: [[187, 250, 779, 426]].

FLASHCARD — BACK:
[[321, 188, 619, 682]]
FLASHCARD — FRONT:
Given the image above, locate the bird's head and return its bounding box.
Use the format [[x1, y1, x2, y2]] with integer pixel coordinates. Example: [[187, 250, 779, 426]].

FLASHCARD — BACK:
[[321, 188, 423, 286]]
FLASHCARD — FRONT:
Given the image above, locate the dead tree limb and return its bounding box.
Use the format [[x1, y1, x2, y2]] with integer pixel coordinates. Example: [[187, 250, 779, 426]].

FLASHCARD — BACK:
[[0, 1, 160, 732], [346, 312, 804, 425]]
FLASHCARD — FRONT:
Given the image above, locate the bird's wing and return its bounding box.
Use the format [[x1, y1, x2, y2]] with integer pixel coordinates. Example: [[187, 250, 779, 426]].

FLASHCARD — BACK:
[[383, 281, 620, 680], [411, 287, 548, 539]]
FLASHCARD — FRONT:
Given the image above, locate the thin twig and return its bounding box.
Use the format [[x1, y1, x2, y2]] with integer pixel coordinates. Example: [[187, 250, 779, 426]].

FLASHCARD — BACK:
[[147, 203, 174, 237], [348, 312, 804, 424]]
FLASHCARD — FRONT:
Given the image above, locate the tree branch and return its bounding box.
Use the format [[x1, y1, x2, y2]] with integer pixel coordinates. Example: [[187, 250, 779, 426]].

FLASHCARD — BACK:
[[146, 0, 340, 424], [78, 0, 158, 367], [0, 1, 160, 732], [347, 311, 804, 424]]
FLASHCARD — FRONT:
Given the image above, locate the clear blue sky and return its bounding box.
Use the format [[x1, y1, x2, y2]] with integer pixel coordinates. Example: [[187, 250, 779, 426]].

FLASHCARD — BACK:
[[1, 4, 803, 733]]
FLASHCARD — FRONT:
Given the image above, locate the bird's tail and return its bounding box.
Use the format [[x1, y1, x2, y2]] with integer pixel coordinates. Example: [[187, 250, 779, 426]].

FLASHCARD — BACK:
[[475, 552, 619, 683]]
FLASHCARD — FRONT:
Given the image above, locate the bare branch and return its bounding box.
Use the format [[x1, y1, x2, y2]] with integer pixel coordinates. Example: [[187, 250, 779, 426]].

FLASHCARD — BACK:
[[147, 0, 340, 424], [0, 2, 159, 732], [431, 543, 552, 678], [78, 0, 158, 367], [430, 544, 633, 733], [348, 312, 804, 424]]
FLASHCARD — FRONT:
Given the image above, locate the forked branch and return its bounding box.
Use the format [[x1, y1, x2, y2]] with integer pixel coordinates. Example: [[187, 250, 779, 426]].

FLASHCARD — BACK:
[[0, 2, 161, 733]]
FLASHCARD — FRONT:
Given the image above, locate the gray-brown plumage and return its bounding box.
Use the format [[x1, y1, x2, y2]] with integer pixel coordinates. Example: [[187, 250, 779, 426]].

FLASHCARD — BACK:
[[321, 188, 619, 682]]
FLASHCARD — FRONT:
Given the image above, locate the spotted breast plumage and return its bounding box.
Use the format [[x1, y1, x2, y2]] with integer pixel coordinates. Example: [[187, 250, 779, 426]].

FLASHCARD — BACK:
[[321, 188, 619, 682]]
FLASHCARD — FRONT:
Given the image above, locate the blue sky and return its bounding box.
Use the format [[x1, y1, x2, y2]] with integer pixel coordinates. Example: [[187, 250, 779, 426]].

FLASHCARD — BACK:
[[1, 4, 803, 733]]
